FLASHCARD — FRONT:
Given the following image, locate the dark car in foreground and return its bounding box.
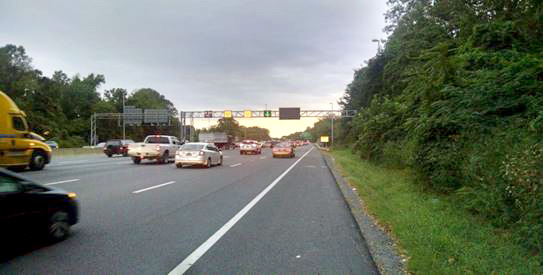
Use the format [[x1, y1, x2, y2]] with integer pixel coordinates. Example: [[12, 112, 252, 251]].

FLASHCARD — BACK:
[[0, 168, 79, 246], [104, 139, 134, 157]]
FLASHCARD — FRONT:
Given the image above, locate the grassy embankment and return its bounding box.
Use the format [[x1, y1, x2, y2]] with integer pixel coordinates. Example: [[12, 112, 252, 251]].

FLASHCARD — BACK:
[[331, 149, 540, 274]]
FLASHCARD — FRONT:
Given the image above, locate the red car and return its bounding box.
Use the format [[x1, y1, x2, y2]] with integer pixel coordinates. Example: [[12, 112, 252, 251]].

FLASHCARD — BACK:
[[272, 143, 295, 158], [103, 139, 134, 157]]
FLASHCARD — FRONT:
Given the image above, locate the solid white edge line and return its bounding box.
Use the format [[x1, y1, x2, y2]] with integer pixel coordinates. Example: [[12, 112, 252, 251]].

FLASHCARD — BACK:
[[132, 181, 176, 194], [168, 147, 315, 275], [45, 179, 80, 186], [229, 163, 242, 167]]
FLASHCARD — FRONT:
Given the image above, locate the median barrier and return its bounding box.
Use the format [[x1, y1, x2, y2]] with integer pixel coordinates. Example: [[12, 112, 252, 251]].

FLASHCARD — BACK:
[[52, 147, 103, 156]]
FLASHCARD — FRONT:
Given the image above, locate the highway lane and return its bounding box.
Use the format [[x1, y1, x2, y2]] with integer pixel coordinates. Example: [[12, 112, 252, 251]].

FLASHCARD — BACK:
[[1, 146, 377, 274]]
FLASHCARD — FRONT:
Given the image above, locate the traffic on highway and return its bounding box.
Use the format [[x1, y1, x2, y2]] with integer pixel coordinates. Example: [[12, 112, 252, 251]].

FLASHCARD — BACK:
[[0, 140, 376, 274]]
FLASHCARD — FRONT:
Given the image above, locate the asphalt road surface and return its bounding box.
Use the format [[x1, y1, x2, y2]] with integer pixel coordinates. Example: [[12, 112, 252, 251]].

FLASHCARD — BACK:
[[1, 145, 377, 274]]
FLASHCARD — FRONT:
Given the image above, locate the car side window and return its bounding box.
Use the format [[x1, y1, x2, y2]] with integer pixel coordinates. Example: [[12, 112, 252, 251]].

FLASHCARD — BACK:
[[12, 116, 27, 131], [0, 175, 22, 194]]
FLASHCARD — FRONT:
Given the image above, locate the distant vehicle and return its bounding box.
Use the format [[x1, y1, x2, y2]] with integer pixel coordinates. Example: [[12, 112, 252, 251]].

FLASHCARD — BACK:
[[175, 142, 223, 168], [272, 143, 295, 158], [103, 139, 134, 157], [128, 135, 182, 164], [198, 132, 234, 150], [0, 91, 52, 171], [262, 141, 273, 148], [46, 141, 59, 149], [240, 140, 261, 155], [0, 168, 79, 243]]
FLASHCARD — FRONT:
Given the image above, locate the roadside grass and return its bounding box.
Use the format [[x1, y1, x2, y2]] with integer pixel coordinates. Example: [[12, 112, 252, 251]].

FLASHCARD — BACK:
[[331, 149, 541, 274]]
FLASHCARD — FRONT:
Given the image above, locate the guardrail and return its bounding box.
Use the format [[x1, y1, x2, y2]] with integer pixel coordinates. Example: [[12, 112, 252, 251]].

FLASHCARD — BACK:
[[51, 148, 104, 156]]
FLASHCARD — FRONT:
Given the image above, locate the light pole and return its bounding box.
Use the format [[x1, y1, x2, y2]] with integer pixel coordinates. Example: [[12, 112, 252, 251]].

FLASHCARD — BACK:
[[372, 39, 382, 53], [122, 93, 126, 140], [330, 102, 334, 147]]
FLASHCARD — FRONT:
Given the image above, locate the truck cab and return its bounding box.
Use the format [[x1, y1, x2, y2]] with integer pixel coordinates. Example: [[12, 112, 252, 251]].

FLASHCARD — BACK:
[[0, 91, 52, 170]]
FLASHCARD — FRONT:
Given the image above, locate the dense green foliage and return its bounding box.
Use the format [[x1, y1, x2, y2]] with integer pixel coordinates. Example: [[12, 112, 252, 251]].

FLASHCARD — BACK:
[[0, 44, 181, 146], [199, 118, 271, 141], [310, 0, 543, 262]]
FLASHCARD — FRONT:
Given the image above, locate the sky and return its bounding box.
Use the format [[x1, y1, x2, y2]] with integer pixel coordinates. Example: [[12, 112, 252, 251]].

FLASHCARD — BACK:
[[1, 0, 388, 137]]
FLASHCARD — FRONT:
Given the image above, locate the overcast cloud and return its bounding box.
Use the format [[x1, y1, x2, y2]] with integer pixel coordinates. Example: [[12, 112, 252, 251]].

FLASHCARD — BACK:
[[1, 0, 387, 136]]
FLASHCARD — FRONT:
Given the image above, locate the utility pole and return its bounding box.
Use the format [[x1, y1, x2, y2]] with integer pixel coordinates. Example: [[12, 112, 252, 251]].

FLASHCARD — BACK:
[[122, 93, 126, 140], [330, 102, 334, 147]]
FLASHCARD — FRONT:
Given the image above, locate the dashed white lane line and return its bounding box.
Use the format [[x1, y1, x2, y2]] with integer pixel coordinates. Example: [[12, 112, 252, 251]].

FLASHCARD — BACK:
[[168, 147, 315, 275], [229, 163, 242, 167], [304, 165, 316, 168], [45, 179, 80, 186], [260, 156, 266, 159], [132, 181, 175, 194], [223, 156, 231, 159]]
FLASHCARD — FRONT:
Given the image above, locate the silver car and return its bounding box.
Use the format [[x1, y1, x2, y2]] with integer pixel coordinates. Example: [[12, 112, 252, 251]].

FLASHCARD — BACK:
[[175, 142, 223, 168]]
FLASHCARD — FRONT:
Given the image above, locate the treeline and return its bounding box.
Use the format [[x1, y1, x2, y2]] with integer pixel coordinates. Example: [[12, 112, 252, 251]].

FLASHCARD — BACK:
[[0, 44, 181, 147], [199, 118, 271, 141], [309, 0, 543, 257]]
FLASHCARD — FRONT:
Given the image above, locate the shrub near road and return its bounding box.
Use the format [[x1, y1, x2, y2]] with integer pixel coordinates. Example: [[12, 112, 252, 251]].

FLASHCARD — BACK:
[[331, 0, 543, 263], [332, 149, 541, 273]]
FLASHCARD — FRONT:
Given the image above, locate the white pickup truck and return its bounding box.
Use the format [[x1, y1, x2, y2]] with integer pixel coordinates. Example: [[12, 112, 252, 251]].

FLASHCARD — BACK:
[[127, 135, 182, 164]]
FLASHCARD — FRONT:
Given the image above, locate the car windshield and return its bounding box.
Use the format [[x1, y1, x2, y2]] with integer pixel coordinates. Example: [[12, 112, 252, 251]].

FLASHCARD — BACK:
[[146, 137, 170, 144], [180, 144, 204, 151], [106, 140, 121, 145]]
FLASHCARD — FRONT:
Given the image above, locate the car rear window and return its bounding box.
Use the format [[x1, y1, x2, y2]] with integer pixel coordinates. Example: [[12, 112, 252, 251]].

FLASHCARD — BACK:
[[180, 144, 204, 151], [106, 140, 121, 145], [146, 137, 170, 144]]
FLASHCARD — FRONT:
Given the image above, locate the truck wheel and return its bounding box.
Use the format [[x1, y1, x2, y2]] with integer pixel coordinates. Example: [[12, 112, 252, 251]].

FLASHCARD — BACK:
[[159, 152, 168, 164], [107, 154, 112, 158], [240, 151, 244, 155], [132, 157, 141, 164], [176, 163, 183, 168], [29, 150, 47, 170]]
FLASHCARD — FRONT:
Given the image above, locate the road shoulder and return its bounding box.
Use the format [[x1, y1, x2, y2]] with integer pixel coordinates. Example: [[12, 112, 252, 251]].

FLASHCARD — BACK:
[[320, 150, 406, 275]]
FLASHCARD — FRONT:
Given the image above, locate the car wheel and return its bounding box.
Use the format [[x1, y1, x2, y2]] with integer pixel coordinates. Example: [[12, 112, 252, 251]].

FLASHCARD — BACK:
[[132, 157, 141, 164], [47, 211, 70, 242], [218, 156, 223, 166], [205, 158, 211, 168], [240, 151, 244, 155], [29, 150, 46, 170], [176, 163, 183, 168], [107, 154, 112, 158]]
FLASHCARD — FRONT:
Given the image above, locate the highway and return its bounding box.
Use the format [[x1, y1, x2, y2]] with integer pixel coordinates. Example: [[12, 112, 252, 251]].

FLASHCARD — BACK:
[[1, 145, 377, 274]]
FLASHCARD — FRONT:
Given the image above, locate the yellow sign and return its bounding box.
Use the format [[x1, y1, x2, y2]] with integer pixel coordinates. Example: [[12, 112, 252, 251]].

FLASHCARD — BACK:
[[244, 110, 252, 118], [224, 110, 232, 118], [320, 136, 329, 143]]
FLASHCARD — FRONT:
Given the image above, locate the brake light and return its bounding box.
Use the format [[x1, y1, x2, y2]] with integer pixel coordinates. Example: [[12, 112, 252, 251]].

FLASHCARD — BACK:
[[199, 150, 205, 156], [155, 145, 160, 151]]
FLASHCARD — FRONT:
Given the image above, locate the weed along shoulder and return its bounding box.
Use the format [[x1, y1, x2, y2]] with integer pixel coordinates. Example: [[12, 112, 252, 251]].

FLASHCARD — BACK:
[[0, 91, 52, 170]]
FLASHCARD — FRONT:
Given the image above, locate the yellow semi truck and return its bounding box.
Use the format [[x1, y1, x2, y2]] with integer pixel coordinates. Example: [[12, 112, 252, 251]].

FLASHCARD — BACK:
[[0, 91, 52, 170]]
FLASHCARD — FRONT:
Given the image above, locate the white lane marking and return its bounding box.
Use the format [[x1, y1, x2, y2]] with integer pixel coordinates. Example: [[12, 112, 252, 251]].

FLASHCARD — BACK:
[[132, 181, 175, 194], [45, 179, 80, 186], [168, 147, 314, 274], [304, 165, 316, 168], [229, 163, 242, 167], [260, 156, 266, 159], [223, 156, 231, 159]]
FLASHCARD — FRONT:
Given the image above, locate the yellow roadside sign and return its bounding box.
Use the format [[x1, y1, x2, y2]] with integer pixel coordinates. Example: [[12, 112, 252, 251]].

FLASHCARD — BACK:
[[320, 136, 329, 143], [244, 110, 252, 118], [224, 110, 232, 118]]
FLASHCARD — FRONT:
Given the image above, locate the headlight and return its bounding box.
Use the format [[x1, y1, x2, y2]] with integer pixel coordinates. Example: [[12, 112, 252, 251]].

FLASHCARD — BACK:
[[67, 192, 77, 199]]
